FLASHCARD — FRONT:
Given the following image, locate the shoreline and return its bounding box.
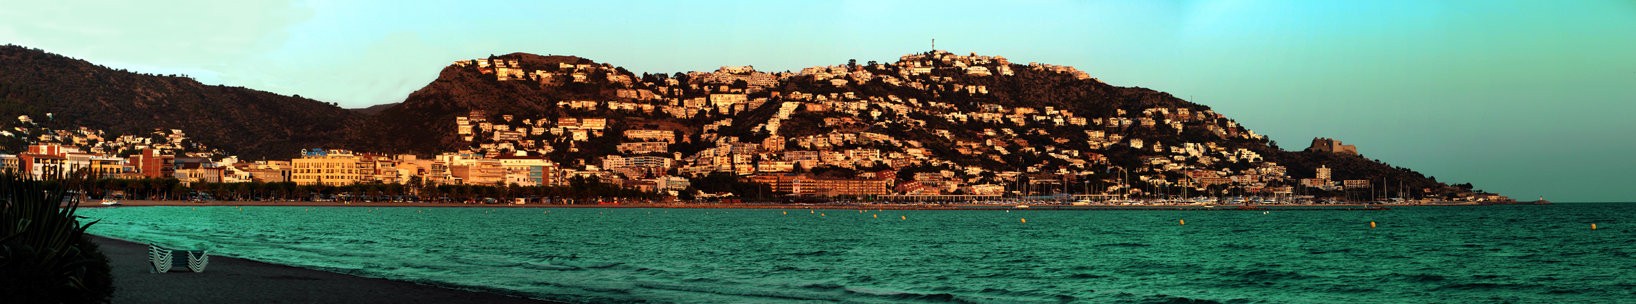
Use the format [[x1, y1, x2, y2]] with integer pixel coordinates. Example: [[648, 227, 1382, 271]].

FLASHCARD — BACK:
[[87, 234, 560, 303], [78, 199, 1513, 210]]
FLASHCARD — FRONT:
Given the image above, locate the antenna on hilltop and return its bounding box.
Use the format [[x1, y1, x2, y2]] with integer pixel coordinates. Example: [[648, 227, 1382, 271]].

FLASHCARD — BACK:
[[932, 39, 936, 51]]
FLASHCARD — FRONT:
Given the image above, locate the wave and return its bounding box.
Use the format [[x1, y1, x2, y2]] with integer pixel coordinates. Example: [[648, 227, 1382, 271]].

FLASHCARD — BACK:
[[1098, 242, 1152, 247], [1381, 273, 1445, 282], [1212, 268, 1315, 282], [1433, 282, 1543, 291]]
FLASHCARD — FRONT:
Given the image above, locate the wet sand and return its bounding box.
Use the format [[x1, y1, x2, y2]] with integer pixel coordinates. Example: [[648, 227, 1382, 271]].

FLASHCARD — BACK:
[[89, 235, 560, 304]]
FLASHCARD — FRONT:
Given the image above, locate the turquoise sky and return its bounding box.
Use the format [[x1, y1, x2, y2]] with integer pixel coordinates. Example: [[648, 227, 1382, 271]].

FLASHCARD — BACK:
[[2, 0, 1632, 202]]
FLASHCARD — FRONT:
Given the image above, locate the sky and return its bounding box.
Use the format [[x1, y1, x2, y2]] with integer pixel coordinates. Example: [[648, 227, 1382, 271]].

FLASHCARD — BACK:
[[2, 0, 1633, 202]]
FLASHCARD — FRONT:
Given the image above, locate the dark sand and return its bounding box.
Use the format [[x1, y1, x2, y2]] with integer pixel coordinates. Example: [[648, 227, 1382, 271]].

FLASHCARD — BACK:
[[89, 235, 560, 304]]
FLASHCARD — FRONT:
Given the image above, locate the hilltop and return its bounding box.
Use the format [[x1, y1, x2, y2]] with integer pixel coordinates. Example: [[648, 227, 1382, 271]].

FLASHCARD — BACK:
[[348, 103, 400, 116], [0, 45, 364, 160]]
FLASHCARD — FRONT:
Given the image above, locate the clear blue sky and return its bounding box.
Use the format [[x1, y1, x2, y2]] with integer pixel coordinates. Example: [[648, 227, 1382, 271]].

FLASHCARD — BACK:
[[3, 0, 1633, 202]]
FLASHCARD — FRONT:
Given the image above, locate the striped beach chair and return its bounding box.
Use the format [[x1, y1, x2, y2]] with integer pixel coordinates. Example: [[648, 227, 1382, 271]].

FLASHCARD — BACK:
[[147, 242, 210, 273]]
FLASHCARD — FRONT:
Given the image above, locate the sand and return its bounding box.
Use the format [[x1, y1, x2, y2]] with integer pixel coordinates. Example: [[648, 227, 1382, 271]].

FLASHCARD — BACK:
[[89, 235, 561, 304]]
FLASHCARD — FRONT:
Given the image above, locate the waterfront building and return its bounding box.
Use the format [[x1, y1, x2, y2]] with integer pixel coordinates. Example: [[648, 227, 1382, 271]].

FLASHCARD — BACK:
[[291, 149, 364, 186], [127, 149, 176, 179], [449, 159, 505, 186]]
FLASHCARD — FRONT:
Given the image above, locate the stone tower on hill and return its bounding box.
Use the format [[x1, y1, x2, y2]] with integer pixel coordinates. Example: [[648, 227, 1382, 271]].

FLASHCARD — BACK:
[[1308, 137, 1359, 155]]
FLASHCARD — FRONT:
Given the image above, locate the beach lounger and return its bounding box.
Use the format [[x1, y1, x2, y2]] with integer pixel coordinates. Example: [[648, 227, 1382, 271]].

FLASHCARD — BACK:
[[147, 242, 210, 273]]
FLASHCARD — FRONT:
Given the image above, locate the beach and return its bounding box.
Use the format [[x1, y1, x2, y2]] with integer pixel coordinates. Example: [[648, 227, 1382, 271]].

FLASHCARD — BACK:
[[88, 235, 558, 304]]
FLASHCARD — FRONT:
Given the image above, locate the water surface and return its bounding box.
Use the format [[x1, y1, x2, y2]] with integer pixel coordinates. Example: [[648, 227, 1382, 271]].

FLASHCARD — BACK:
[[81, 204, 1636, 303]]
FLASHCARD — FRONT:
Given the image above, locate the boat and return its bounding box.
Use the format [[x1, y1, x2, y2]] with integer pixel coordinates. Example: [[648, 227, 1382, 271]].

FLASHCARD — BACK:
[[99, 200, 120, 206], [1013, 205, 1030, 208]]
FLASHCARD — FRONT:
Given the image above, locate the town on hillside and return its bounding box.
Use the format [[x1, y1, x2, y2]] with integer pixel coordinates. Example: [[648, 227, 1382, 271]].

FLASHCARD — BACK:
[[0, 51, 1510, 204]]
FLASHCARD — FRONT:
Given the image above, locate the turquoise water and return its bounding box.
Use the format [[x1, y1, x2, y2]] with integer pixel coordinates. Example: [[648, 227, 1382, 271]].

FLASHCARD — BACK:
[[80, 204, 1636, 303]]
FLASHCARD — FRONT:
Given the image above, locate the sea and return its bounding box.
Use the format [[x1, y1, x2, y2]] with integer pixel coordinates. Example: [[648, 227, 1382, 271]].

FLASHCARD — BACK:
[[79, 204, 1636, 304]]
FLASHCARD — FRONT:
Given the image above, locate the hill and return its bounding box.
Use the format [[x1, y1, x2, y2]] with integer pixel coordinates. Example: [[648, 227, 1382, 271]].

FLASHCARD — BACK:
[[0, 45, 364, 160], [348, 103, 399, 116], [348, 50, 1476, 199]]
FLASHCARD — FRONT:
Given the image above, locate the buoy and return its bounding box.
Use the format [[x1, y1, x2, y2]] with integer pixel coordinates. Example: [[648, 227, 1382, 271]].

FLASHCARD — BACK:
[[1021, 218, 1027, 223], [1591, 223, 1598, 230], [873, 214, 878, 218], [821, 213, 825, 216], [859, 210, 863, 213], [1370, 221, 1377, 228], [901, 216, 906, 220], [1179, 219, 1186, 225], [811, 210, 814, 213], [783, 211, 787, 215]]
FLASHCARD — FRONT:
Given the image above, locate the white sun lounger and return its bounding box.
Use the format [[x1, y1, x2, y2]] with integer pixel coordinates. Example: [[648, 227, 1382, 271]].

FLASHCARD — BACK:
[[147, 242, 209, 273]]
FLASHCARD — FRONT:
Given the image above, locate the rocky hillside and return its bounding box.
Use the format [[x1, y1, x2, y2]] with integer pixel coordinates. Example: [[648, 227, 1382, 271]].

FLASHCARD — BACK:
[[0, 45, 364, 160]]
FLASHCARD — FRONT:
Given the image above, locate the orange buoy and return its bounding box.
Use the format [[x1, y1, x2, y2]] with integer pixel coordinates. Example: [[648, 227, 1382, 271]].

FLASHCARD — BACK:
[[1592, 223, 1598, 230], [1370, 221, 1377, 228], [1179, 219, 1186, 225], [873, 214, 878, 218], [1021, 218, 1027, 223], [901, 216, 906, 220], [821, 213, 825, 216]]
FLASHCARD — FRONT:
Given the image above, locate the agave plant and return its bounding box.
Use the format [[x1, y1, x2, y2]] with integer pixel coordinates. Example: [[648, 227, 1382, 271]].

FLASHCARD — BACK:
[[0, 171, 108, 303]]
